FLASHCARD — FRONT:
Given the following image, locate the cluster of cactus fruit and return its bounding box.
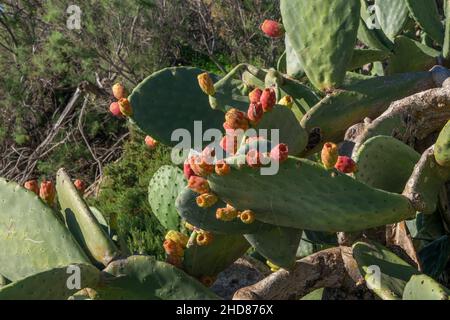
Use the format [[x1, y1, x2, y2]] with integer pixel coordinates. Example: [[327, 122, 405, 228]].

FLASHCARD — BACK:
[[1, 0, 450, 299]]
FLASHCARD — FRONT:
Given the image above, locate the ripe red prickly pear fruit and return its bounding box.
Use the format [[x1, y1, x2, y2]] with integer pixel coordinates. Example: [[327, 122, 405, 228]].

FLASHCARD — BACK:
[[224, 108, 249, 131], [335, 156, 357, 174], [112, 83, 127, 100], [215, 161, 231, 176], [270, 143, 289, 163], [247, 102, 264, 125], [145, 136, 158, 150], [188, 154, 214, 177], [260, 88, 276, 112], [109, 102, 121, 117], [196, 193, 219, 208], [74, 179, 86, 193], [197, 72, 215, 96], [249, 88, 263, 104], [163, 239, 184, 257], [246, 149, 264, 168], [166, 254, 183, 268], [24, 180, 39, 195], [188, 176, 210, 194], [183, 160, 196, 180], [196, 231, 214, 246], [261, 20, 284, 38], [118, 98, 133, 117], [39, 180, 55, 206], [240, 210, 256, 224], [321, 142, 339, 169]]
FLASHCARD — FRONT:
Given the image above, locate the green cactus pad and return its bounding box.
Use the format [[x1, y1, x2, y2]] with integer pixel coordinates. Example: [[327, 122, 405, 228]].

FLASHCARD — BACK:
[[244, 226, 302, 269], [208, 64, 251, 112], [405, 0, 445, 45], [96, 255, 220, 300], [300, 288, 325, 300], [418, 235, 450, 278], [89, 206, 109, 235], [347, 49, 391, 71], [208, 156, 415, 232], [435, 120, 450, 167], [56, 168, 119, 266], [386, 36, 439, 75], [255, 106, 308, 156], [0, 264, 100, 300], [0, 178, 90, 281], [301, 71, 434, 154], [281, 0, 360, 91], [357, 0, 393, 52], [285, 36, 304, 78], [354, 135, 421, 193], [278, 77, 320, 117], [353, 241, 420, 300], [148, 165, 186, 231], [129, 67, 224, 147], [375, 0, 409, 41], [403, 147, 450, 214], [403, 274, 450, 300], [176, 188, 270, 235], [444, 3, 450, 59], [183, 233, 250, 278]]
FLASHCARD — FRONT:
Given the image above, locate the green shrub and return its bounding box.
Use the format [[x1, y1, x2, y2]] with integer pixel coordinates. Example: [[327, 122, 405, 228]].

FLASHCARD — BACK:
[[89, 125, 173, 258]]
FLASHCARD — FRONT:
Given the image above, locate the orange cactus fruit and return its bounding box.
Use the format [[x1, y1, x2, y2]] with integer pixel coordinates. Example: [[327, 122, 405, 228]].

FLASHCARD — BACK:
[[196, 193, 218, 208]]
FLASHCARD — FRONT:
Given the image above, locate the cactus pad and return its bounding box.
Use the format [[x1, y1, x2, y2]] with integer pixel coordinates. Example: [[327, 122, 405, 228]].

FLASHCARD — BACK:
[[244, 226, 302, 269], [96, 255, 220, 300], [148, 165, 186, 231], [353, 241, 420, 300], [56, 168, 119, 266], [0, 264, 100, 300], [208, 156, 415, 232], [403, 274, 450, 300], [0, 178, 90, 281], [354, 135, 420, 193], [176, 188, 270, 235], [435, 120, 450, 167], [129, 67, 224, 146], [281, 0, 360, 90], [183, 233, 250, 278]]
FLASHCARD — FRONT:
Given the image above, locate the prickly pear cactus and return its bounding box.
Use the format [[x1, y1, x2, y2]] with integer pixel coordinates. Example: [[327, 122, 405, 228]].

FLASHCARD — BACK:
[[183, 233, 250, 278], [176, 188, 270, 235], [0, 178, 90, 281], [148, 165, 186, 231], [96, 255, 221, 300], [300, 71, 435, 154], [244, 226, 302, 269], [56, 169, 120, 266], [374, 0, 409, 41], [403, 274, 450, 300], [353, 241, 420, 300], [435, 120, 450, 167], [208, 156, 415, 232], [354, 135, 420, 193], [129, 67, 224, 146], [0, 264, 100, 300], [280, 0, 360, 90]]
